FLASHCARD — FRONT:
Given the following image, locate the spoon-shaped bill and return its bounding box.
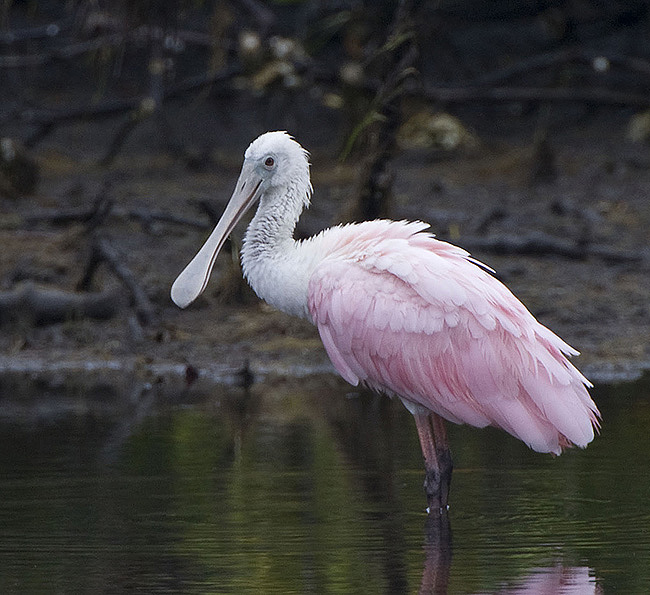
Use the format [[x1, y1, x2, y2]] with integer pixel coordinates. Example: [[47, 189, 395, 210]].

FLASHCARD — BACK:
[[171, 163, 263, 308]]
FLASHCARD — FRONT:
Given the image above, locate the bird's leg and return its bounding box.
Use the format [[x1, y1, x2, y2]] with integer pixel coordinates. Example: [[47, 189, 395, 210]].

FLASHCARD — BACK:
[[414, 412, 453, 513]]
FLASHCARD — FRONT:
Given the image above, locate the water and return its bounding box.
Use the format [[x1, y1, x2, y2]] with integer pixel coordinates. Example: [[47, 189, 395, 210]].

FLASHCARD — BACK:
[[0, 372, 648, 593]]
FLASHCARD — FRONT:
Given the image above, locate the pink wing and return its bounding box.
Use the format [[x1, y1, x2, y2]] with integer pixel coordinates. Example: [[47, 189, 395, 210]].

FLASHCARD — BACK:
[[308, 221, 600, 455]]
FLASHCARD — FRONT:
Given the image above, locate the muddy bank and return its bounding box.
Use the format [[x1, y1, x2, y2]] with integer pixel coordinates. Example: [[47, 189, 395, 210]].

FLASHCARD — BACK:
[[1, 107, 649, 387]]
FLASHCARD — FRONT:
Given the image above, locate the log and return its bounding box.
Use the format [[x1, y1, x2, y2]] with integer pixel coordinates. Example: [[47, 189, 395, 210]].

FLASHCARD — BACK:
[[0, 282, 120, 326]]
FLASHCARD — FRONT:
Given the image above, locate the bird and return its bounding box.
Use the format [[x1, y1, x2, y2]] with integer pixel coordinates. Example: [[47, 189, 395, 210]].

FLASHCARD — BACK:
[[171, 131, 600, 512]]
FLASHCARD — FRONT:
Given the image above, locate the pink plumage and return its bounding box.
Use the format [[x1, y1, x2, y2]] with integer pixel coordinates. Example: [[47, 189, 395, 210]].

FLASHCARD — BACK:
[[308, 219, 600, 455], [172, 131, 600, 509]]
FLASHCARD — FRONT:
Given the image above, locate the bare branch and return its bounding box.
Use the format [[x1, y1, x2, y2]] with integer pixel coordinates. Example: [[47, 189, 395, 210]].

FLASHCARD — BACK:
[[420, 85, 650, 107]]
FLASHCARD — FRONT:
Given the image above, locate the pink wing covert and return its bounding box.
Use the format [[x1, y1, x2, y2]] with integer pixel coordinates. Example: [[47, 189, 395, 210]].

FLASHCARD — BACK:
[[307, 220, 600, 455]]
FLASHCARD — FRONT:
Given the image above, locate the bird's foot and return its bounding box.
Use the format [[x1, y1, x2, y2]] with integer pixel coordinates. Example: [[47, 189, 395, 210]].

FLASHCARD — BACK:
[[425, 503, 450, 515], [423, 462, 452, 513]]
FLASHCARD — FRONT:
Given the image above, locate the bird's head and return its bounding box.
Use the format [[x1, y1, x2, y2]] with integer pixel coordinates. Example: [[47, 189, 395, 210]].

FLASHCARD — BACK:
[[242, 131, 312, 210], [171, 131, 311, 309]]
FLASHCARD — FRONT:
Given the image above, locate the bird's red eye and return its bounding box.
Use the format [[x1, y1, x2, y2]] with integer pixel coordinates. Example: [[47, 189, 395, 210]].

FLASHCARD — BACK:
[[265, 157, 274, 167]]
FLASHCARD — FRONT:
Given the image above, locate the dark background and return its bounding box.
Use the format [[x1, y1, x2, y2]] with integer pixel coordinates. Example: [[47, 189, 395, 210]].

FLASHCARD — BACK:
[[1, 0, 649, 381]]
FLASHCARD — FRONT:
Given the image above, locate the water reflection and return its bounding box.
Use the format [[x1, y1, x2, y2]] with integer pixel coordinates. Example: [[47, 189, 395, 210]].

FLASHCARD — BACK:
[[420, 513, 452, 594], [420, 516, 599, 594], [478, 564, 599, 594], [0, 371, 648, 593]]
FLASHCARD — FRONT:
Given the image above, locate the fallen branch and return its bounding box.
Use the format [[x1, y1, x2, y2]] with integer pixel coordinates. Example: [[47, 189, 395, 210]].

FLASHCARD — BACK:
[[0, 282, 120, 326], [95, 236, 157, 326], [78, 235, 157, 326], [461, 232, 644, 263], [20, 204, 208, 231]]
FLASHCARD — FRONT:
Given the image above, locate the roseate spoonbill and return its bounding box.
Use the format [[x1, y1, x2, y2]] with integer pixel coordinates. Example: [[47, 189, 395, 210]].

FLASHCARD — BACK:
[[171, 131, 600, 511]]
